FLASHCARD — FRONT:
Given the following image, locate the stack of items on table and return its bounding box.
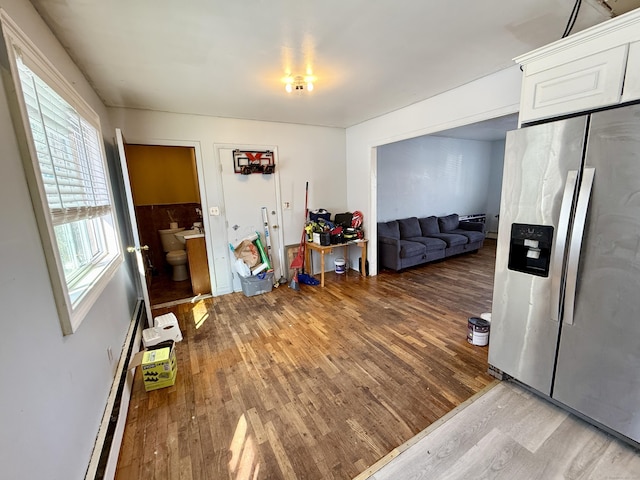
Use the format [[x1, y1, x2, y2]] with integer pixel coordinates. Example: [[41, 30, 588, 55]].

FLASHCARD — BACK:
[[306, 209, 365, 246], [129, 312, 183, 391], [230, 232, 274, 296]]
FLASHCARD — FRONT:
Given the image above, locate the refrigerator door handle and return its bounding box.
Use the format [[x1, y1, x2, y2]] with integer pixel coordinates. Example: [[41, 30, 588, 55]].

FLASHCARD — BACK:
[[564, 167, 596, 326], [550, 170, 579, 323]]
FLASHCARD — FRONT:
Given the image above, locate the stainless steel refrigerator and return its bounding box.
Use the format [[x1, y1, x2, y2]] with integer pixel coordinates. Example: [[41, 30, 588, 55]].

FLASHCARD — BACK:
[[489, 102, 640, 445]]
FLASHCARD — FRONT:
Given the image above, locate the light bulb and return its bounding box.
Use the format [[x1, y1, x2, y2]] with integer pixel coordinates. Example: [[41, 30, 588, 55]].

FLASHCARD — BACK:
[[285, 83, 292, 93], [307, 82, 314, 92]]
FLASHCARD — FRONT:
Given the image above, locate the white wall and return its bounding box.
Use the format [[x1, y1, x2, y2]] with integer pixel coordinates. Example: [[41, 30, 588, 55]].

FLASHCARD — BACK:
[[486, 139, 506, 235], [377, 136, 493, 221], [346, 66, 522, 274], [108, 108, 346, 288], [0, 2, 139, 479]]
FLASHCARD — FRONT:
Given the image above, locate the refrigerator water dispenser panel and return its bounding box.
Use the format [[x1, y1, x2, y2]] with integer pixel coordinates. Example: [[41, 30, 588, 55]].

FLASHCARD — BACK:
[[508, 223, 554, 277]]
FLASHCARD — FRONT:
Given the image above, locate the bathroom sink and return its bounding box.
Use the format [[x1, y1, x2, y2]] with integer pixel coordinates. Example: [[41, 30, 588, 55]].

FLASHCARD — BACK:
[[174, 229, 203, 245]]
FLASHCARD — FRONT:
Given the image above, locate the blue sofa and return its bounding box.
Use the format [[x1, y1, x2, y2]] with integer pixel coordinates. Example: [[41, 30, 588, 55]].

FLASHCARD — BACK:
[[377, 214, 485, 271]]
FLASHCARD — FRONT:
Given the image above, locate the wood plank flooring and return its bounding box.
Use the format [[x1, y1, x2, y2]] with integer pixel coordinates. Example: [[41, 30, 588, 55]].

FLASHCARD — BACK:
[[365, 381, 640, 480], [116, 241, 497, 479]]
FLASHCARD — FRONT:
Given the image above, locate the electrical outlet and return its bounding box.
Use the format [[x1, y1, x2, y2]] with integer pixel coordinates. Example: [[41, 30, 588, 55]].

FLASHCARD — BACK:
[[283, 201, 291, 209], [209, 206, 220, 216]]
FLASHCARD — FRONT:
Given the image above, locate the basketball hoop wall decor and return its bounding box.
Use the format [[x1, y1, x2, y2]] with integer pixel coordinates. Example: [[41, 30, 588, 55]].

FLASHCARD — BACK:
[[233, 149, 276, 175]]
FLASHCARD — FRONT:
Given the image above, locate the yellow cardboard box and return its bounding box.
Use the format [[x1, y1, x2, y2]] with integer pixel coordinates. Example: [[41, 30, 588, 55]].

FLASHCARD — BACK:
[[130, 340, 178, 392]]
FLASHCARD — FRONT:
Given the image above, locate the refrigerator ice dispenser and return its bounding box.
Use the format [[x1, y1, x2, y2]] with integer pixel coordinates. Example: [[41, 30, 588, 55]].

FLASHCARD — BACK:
[[508, 223, 554, 277]]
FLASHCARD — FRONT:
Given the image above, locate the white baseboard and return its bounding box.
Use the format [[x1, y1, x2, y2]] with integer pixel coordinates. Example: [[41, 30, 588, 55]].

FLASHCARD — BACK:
[[85, 300, 144, 480]]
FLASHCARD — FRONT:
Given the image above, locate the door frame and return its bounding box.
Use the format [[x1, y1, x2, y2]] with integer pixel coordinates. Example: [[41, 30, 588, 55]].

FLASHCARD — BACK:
[[214, 143, 285, 290], [117, 132, 216, 298]]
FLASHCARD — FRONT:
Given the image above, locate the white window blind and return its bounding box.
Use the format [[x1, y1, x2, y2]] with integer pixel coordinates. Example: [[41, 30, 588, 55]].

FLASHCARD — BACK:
[[16, 57, 111, 226]]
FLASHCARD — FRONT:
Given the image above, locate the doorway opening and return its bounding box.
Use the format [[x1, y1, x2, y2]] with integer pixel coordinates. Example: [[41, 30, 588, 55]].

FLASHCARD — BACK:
[[124, 143, 211, 308], [371, 113, 518, 275]]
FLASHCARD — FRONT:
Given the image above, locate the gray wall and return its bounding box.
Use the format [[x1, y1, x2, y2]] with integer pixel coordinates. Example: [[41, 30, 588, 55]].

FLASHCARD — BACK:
[[376, 135, 495, 222], [0, 1, 138, 479], [485, 139, 506, 235]]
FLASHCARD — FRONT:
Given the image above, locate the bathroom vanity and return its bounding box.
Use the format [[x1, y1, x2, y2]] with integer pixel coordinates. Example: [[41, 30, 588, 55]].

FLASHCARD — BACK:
[[184, 235, 211, 295]]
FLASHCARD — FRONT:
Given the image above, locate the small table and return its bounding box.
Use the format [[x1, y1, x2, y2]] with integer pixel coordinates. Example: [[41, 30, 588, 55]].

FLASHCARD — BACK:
[[304, 239, 368, 287]]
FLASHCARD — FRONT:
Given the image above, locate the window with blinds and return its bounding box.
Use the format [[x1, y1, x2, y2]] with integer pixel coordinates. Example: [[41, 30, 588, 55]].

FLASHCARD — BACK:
[[18, 60, 111, 224], [3, 18, 123, 335]]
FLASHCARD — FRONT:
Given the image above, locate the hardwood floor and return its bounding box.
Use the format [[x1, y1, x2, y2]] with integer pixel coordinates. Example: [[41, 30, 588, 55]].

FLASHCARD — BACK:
[[364, 381, 640, 480], [116, 241, 497, 479]]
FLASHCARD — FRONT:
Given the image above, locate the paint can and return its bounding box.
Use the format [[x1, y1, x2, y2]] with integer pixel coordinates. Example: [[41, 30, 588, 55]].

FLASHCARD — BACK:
[[467, 317, 490, 346], [335, 258, 346, 274]]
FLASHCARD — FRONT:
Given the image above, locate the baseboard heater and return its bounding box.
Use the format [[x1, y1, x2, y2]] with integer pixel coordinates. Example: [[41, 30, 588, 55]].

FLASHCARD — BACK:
[[85, 300, 146, 480]]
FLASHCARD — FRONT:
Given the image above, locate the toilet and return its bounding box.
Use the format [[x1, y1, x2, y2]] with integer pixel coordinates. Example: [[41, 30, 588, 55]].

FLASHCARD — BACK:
[[158, 227, 189, 281]]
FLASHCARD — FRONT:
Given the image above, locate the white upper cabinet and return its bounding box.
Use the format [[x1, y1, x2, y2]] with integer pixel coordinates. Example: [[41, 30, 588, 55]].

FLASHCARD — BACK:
[[517, 9, 640, 124], [519, 46, 627, 123], [622, 40, 640, 103]]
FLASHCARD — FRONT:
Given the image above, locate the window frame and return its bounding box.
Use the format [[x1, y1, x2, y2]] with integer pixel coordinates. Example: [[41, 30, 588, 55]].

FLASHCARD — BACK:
[[0, 11, 123, 335]]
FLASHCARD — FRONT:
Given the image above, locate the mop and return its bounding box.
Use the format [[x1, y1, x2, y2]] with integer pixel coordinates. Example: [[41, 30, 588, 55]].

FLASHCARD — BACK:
[[289, 182, 309, 291]]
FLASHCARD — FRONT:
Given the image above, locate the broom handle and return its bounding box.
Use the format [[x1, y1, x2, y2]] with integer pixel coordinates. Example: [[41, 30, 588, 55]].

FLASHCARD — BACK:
[[304, 181, 309, 218]]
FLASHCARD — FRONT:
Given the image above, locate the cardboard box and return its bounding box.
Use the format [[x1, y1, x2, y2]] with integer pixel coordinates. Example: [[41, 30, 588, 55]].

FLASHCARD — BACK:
[[130, 340, 178, 391]]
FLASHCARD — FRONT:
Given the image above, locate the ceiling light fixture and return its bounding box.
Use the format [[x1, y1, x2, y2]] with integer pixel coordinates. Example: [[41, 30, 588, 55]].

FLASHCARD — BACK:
[[284, 74, 315, 93]]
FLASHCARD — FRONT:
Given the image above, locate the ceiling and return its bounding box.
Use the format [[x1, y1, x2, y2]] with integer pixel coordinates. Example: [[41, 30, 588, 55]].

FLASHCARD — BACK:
[[29, 0, 620, 128]]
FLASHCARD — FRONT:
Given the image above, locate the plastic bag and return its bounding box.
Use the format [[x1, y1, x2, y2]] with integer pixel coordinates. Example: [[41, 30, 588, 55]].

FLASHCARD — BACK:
[[233, 239, 259, 267], [235, 258, 251, 278]]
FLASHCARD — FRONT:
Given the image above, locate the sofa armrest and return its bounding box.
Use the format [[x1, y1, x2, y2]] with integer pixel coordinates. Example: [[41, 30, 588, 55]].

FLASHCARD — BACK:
[[459, 221, 485, 234], [378, 235, 400, 250], [378, 235, 401, 270]]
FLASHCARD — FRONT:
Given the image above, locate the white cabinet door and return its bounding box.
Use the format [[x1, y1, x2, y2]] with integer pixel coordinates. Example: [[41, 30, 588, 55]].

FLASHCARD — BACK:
[[622, 41, 640, 103], [520, 45, 627, 124]]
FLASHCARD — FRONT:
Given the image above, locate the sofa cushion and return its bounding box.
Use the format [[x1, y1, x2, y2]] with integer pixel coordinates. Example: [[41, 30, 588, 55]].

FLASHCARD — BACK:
[[418, 216, 440, 236], [458, 221, 485, 233], [398, 217, 422, 239], [438, 214, 459, 232], [406, 236, 447, 252], [377, 220, 400, 240], [451, 229, 485, 243], [399, 240, 426, 258], [428, 233, 468, 247]]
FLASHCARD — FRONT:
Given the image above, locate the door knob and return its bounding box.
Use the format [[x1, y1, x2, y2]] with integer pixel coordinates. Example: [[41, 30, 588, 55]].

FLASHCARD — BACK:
[[272, 225, 279, 229], [127, 245, 149, 253]]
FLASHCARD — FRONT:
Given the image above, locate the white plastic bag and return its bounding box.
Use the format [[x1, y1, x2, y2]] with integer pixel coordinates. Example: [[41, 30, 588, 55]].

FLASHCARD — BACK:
[[235, 258, 251, 278]]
